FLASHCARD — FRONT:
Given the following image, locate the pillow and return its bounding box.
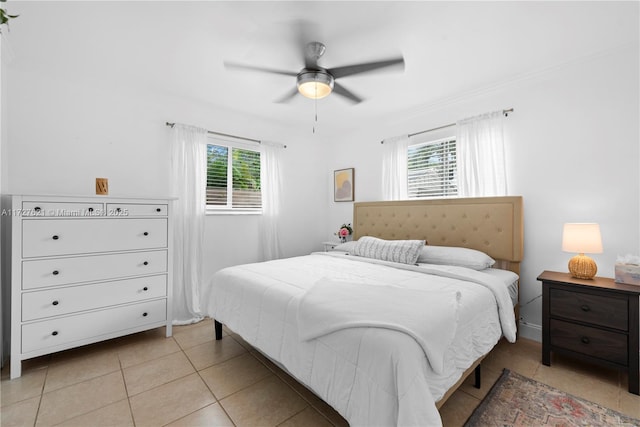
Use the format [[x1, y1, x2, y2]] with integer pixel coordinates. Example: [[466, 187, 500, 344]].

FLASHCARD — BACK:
[[353, 236, 425, 265], [417, 246, 495, 270], [332, 241, 358, 252]]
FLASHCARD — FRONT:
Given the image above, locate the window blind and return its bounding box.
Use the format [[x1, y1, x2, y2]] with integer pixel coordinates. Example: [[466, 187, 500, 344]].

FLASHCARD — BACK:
[[407, 137, 457, 199], [206, 144, 261, 210]]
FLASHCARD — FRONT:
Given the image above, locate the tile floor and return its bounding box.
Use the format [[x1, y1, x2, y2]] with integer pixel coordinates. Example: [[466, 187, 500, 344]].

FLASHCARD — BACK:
[[1, 319, 639, 426]]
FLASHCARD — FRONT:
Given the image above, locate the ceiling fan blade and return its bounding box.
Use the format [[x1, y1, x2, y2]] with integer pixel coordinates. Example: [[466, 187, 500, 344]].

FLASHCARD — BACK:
[[291, 19, 319, 69], [274, 87, 300, 103], [333, 83, 363, 104], [224, 61, 298, 77], [328, 57, 404, 79]]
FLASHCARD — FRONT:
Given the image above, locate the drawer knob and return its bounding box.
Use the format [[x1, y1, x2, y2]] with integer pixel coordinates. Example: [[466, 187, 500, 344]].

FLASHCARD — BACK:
[[581, 336, 590, 344], [51, 331, 58, 336], [156, 208, 161, 212], [142, 312, 148, 317], [52, 235, 59, 240], [143, 286, 148, 291], [88, 207, 94, 212], [52, 300, 59, 306], [580, 305, 591, 312], [143, 261, 149, 266], [116, 208, 122, 212], [143, 232, 149, 236], [34, 206, 41, 212], [52, 270, 59, 275]]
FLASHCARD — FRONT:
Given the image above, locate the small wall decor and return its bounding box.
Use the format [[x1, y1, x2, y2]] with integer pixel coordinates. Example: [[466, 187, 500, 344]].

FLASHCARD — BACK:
[[334, 168, 354, 202]]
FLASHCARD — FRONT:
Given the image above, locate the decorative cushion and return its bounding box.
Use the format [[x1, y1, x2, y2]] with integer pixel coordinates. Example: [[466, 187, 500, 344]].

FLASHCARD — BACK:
[[332, 241, 358, 252], [353, 236, 425, 265], [418, 246, 495, 270]]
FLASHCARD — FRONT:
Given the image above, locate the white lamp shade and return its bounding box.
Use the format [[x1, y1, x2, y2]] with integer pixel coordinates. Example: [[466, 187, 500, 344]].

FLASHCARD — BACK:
[[562, 223, 603, 254]]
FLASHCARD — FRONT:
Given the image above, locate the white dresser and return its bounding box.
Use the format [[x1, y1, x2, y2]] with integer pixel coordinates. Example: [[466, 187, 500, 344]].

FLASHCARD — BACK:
[[1, 195, 174, 378]]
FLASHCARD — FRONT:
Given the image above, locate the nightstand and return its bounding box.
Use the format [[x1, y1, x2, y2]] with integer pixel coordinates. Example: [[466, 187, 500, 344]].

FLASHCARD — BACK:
[[322, 241, 339, 252], [538, 270, 639, 395]]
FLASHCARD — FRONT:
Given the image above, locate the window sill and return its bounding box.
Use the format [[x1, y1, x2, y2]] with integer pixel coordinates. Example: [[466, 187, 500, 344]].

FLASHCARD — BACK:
[[206, 209, 262, 216]]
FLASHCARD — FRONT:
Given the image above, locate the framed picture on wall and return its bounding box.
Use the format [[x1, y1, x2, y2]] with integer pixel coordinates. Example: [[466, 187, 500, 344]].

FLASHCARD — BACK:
[[334, 168, 354, 202]]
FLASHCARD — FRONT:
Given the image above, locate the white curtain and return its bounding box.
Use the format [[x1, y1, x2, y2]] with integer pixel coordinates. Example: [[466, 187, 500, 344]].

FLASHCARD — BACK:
[[170, 124, 207, 325], [456, 111, 507, 197], [259, 141, 284, 261], [381, 134, 410, 200]]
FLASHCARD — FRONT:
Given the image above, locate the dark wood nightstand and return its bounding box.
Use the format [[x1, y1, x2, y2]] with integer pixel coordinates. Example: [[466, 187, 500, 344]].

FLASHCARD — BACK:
[[538, 270, 639, 395]]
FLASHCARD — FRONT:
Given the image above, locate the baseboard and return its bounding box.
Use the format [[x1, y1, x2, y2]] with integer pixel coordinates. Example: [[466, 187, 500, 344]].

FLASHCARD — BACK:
[[518, 320, 542, 342]]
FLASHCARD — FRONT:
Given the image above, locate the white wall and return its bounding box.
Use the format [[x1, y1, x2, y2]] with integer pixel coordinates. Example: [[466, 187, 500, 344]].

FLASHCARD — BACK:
[[326, 45, 640, 340]]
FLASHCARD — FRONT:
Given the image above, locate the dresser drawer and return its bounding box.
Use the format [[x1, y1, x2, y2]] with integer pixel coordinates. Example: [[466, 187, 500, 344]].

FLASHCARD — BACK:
[[22, 275, 167, 321], [22, 218, 167, 258], [22, 250, 167, 290], [550, 319, 628, 365], [22, 201, 104, 217], [107, 203, 168, 217], [22, 299, 167, 354], [549, 289, 628, 330]]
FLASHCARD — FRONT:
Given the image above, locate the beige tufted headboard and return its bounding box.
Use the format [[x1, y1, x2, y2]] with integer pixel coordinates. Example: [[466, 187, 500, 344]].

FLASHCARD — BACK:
[[353, 196, 524, 274]]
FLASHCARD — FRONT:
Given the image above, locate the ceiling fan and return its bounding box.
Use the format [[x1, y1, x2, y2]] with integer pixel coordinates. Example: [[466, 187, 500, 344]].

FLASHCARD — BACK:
[[224, 41, 404, 104]]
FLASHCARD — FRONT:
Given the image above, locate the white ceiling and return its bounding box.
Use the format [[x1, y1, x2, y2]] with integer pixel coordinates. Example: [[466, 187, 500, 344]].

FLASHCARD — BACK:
[[6, 1, 639, 138]]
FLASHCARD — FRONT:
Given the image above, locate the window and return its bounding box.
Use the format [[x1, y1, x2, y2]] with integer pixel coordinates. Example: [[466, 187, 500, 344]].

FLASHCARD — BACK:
[[206, 142, 261, 211], [407, 137, 457, 198]]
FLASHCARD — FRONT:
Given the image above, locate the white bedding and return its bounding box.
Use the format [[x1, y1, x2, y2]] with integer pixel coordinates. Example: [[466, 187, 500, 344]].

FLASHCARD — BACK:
[[204, 252, 517, 427]]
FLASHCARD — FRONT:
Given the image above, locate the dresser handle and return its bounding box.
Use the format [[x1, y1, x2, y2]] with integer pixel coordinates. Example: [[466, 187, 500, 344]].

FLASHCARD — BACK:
[[52, 270, 59, 275], [116, 208, 122, 212], [156, 208, 161, 212], [88, 207, 94, 212], [580, 305, 590, 312], [142, 312, 148, 317], [581, 336, 590, 344], [143, 232, 149, 236], [34, 206, 41, 212], [143, 286, 148, 291], [143, 261, 148, 266], [52, 300, 59, 306], [51, 331, 58, 336], [52, 235, 59, 240]]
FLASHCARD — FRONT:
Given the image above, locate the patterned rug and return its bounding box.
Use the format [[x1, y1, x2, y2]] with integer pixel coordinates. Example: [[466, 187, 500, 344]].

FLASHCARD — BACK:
[[465, 369, 640, 427]]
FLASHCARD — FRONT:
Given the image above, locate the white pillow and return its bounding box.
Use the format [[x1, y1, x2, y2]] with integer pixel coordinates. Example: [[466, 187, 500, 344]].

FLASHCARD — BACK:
[[418, 246, 495, 270], [353, 236, 425, 265], [332, 241, 358, 252]]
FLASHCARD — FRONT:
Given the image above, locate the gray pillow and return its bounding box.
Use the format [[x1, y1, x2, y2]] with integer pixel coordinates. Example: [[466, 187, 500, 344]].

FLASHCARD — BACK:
[[417, 246, 495, 270], [353, 236, 425, 265]]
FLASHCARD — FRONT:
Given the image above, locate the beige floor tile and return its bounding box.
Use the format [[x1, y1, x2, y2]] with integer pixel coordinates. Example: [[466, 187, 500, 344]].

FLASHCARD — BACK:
[[220, 375, 308, 426], [55, 399, 134, 427], [459, 364, 503, 400], [439, 390, 480, 427], [482, 338, 540, 377], [173, 321, 218, 349], [123, 351, 195, 396], [129, 373, 215, 427], [44, 347, 121, 393], [200, 353, 272, 399], [116, 331, 181, 368], [618, 389, 640, 419], [0, 395, 40, 427], [279, 406, 333, 427], [36, 371, 127, 426], [165, 402, 234, 427], [1, 355, 51, 381], [231, 332, 253, 350], [0, 367, 47, 407], [184, 335, 247, 371]]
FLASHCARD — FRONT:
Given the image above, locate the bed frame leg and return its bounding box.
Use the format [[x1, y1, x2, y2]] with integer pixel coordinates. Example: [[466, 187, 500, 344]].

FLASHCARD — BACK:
[[214, 320, 223, 340], [474, 364, 481, 389]]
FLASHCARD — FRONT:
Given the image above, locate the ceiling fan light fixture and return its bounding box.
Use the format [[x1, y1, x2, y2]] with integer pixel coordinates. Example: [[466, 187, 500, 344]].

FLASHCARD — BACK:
[[297, 70, 334, 99]]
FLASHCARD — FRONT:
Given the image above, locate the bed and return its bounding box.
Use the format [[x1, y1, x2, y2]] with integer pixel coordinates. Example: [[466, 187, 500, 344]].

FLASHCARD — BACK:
[[204, 196, 523, 426]]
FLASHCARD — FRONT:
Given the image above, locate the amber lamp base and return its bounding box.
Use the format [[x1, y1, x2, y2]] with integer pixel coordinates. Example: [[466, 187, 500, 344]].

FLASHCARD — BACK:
[[568, 253, 597, 279]]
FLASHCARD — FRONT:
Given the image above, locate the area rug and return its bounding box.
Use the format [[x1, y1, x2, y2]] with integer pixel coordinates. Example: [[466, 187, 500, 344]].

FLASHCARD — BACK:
[[464, 369, 640, 427]]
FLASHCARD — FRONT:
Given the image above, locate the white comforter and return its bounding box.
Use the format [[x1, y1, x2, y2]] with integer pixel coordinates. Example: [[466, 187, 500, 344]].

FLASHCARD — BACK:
[[204, 252, 516, 427]]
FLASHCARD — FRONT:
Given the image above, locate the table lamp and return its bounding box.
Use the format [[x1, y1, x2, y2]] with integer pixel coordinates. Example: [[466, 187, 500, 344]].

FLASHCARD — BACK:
[[562, 223, 603, 279]]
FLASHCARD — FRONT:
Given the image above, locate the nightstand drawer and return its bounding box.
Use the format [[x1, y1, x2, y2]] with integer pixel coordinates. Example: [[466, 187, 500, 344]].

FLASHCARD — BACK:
[[549, 289, 628, 330], [550, 319, 628, 365]]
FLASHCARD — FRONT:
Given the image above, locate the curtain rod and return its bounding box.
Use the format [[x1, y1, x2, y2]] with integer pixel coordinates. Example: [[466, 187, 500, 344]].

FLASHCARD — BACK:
[[380, 108, 514, 144], [165, 122, 287, 148]]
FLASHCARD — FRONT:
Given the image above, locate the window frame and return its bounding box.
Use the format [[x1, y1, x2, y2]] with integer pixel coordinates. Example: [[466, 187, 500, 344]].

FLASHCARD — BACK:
[[205, 137, 262, 215], [406, 135, 458, 199]]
